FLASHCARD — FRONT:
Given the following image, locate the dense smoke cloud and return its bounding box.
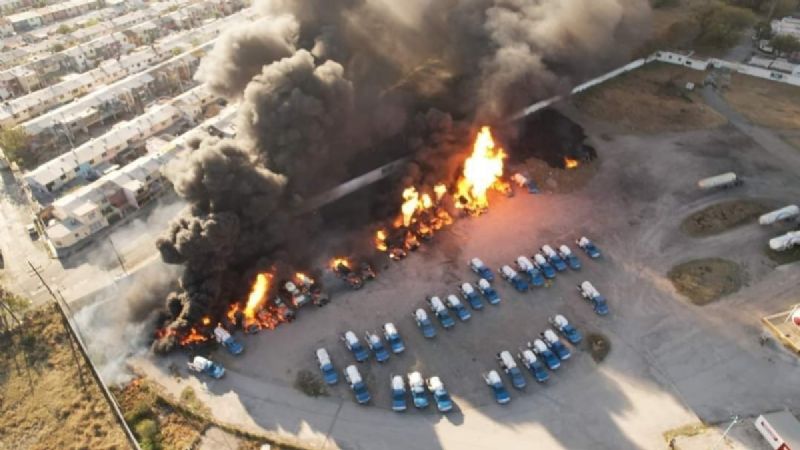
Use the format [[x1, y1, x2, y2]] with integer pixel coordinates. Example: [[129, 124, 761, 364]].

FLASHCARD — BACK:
[[154, 0, 651, 351]]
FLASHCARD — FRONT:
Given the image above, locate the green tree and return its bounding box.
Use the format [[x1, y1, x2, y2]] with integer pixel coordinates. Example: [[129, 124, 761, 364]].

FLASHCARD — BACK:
[[770, 0, 800, 18], [754, 21, 774, 40], [770, 34, 800, 55], [56, 24, 72, 34], [51, 43, 65, 52], [0, 128, 34, 169], [695, 2, 756, 49]]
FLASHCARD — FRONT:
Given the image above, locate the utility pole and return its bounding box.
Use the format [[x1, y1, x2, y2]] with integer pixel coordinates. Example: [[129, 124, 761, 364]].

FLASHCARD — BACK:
[[26, 261, 141, 449], [108, 236, 128, 275], [27, 260, 86, 388], [711, 415, 740, 450]]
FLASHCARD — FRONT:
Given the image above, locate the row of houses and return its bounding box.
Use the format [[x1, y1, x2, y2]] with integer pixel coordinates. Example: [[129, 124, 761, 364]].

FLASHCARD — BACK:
[[1, 6, 252, 121], [5, 0, 104, 33], [771, 16, 800, 40], [41, 103, 237, 256], [0, 0, 246, 99], [23, 83, 217, 198], [0, 0, 61, 16]]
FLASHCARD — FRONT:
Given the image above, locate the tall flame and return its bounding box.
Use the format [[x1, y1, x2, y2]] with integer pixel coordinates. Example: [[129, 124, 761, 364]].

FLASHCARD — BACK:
[[456, 126, 506, 214], [244, 273, 271, 326], [400, 187, 420, 227]]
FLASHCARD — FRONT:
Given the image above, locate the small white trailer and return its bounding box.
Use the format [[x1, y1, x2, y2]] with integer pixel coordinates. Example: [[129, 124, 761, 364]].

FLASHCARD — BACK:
[[697, 172, 741, 190], [759, 205, 800, 225], [769, 231, 800, 251], [754, 411, 800, 450]]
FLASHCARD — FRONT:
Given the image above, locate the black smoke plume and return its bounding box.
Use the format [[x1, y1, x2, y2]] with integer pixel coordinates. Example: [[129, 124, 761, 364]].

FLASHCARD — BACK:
[[155, 0, 651, 352]]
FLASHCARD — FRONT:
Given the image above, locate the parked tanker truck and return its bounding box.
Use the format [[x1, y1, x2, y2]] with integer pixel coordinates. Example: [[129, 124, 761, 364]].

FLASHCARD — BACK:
[[769, 231, 800, 251], [759, 205, 799, 225], [697, 172, 742, 190]]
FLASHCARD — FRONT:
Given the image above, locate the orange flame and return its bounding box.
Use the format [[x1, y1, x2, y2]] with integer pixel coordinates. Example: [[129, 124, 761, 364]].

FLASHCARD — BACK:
[[455, 126, 506, 214], [433, 183, 447, 202], [400, 187, 420, 227], [375, 229, 388, 252], [295, 272, 314, 286], [180, 327, 208, 346], [201, 316, 211, 326], [564, 157, 578, 169], [244, 273, 271, 328], [330, 257, 351, 270], [421, 193, 433, 210]]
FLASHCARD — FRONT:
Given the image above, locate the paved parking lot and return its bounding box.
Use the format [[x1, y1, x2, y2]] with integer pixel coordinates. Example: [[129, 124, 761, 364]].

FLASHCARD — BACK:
[[131, 104, 800, 449]]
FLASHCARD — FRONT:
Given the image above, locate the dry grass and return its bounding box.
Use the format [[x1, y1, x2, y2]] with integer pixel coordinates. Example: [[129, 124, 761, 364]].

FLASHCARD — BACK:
[[0, 307, 128, 450], [765, 245, 800, 266], [681, 199, 768, 237], [520, 157, 600, 195], [723, 74, 800, 130], [668, 258, 743, 305], [572, 62, 727, 133]]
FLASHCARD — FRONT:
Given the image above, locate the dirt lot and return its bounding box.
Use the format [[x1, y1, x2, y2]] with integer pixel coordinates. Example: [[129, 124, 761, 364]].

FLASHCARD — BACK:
[[723, 74, 800, 130], [0, 306, 128, 450], [681, 199, 769, 237], [572, 62, 726, 133], [667, 258, 744, 305]]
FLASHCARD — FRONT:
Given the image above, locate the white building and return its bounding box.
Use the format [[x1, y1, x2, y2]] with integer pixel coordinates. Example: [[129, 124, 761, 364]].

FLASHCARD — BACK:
[[8, 11, 43, 33], [43, 103, 237, 255], [24, 102, 182, 195], [771, 16, 800, 40]]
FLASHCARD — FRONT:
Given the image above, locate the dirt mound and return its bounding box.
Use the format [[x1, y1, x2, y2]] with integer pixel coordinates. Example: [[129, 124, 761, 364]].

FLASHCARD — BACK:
[[587, 333, 611, 362], [765, 245, 800, 266], [668, 258, 743, 305], [681, 200, 767, 237]]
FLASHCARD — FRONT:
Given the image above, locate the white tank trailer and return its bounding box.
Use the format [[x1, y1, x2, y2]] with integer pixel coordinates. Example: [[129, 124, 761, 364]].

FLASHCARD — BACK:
[[759, 205, 799, 225], [769, 231, 800, 251], [697, 172, 741, 190]]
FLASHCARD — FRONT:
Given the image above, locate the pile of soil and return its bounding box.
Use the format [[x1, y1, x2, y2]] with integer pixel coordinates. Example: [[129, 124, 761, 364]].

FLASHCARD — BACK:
[[587, 333, 611, 362], [765, 245, 800, 266], [668, 258, 743, 305], [681, 200, 767, 237], [519, 157, 600, 195]]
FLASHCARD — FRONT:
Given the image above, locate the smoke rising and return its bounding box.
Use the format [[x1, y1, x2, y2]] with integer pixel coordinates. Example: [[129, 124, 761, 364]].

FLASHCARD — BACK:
[[154, 0, 651, 351]]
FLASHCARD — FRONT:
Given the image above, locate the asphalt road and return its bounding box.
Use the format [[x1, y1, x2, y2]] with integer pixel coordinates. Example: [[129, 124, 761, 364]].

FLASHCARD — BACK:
[[128, 101, 800, 450]]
